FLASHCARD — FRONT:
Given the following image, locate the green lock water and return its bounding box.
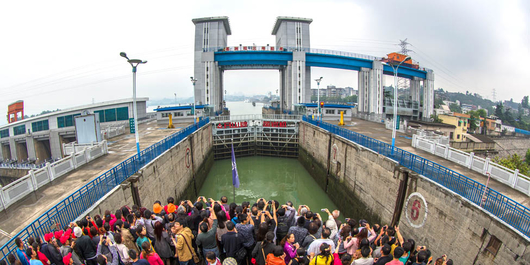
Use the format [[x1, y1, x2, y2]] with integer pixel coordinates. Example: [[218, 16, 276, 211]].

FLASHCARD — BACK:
[[198, 156, 339, 215]]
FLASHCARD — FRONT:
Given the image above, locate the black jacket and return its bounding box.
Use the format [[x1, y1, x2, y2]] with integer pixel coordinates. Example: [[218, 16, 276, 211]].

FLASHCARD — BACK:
[[221, 232, 242, 258], [46, 243, 64, 265], [75, 235, 97, 261]]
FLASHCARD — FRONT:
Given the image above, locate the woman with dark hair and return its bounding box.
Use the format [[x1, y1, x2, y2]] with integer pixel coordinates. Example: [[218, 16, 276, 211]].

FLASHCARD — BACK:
[[228, 203, 238, 220], [135, 225, 152, 252], [110, 210, 122, 232], [336, 224, 351, 256], [153, 222, 172, 265], [114, 233, 132, 264], [252, 231, 275, 265], [121, 206, 131, 220], [309, 243, 333, 265], [31, 242, 49, 265], [139, 241, 163, 265], [115, 220, 138, 252], [256, 222, 269, 242], [214, 209, 229, 258], [343, 224, 375, 256], [280, 233, 299, 265]]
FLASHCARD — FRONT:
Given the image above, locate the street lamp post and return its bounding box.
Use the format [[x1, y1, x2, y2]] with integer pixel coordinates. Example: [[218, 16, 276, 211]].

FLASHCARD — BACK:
[[315, 77, 323, 121], [120, 52, 147, 159], [389, 56, 411, 149], [190, 77, 197, 124]]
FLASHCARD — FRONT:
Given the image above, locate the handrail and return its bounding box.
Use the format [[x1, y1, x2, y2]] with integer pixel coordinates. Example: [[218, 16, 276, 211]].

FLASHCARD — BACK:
[[302, 116, 530, 238], [0, 118, 210, 260]]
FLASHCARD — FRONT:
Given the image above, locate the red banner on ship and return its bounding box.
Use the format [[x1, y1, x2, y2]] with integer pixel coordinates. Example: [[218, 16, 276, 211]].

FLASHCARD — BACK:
[[216, 121, 248, 129], [263, 121, 287, 127]]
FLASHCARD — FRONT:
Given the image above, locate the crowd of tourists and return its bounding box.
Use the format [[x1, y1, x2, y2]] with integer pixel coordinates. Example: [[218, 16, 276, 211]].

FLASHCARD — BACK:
[[7, 196, 453, 265]]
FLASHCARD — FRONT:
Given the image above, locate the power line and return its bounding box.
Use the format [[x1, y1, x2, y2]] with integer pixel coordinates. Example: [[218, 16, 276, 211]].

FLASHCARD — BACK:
[[0, 45, 193, 93], [0, 65, 193, 104]]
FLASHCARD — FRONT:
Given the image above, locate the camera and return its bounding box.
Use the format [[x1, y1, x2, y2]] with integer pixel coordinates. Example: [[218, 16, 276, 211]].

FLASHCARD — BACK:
[[268, 200, 272, 204], [321, 209, 326, 212]]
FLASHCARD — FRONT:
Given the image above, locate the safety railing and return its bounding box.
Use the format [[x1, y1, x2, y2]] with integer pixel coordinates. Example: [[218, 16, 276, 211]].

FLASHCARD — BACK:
[[412, 135, 530, 195], [0, 118, 210, 260], [302, 116, 530, 238], [0, 163, 46, 170], [0, 141, 108, 212]]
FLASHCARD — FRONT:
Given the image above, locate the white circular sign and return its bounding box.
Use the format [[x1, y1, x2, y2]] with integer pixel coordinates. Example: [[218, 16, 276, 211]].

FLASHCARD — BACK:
[[404, 192, 428, 228]]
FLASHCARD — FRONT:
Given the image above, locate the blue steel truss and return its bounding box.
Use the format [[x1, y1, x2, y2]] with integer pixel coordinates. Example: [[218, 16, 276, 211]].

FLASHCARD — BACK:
[[214, 51, 427, 79], [0, 118, 210, 260], [302, 116, 530, 238]]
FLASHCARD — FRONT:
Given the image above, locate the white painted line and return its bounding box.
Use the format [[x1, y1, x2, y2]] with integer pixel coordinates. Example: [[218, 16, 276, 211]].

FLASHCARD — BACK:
[[0, 228, 12, 238]]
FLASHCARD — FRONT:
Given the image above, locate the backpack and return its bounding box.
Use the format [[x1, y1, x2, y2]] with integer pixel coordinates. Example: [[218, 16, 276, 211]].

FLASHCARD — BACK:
[[276, 215, 289, 235]]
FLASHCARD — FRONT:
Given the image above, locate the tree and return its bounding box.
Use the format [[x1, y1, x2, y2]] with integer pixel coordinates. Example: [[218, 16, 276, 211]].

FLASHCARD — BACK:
[[504, 109, 515, 125], [434, 97, 444, 108], [430, 114, 442, 123], [495, 103, 504, 120], [522, 96, 529, 109], [526, 149, 530, 165], [467, 110, 479, 132], [493, 154, 530, 176], [449, 103, 461, 113], [476, 109, 487, 118]]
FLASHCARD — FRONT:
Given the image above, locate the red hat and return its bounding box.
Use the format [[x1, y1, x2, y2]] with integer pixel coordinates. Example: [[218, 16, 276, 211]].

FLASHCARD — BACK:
[[62, 253, 72, 265], [44, 233, 54, 242], [64, 228, 72, 238], [60, 235, 69, 245], [54, 230, 63, 240]]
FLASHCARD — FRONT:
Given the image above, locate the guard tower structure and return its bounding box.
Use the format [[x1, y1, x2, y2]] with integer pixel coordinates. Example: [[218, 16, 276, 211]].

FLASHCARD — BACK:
[[192, 17, 231, 111], [272, 17, 312, 112]]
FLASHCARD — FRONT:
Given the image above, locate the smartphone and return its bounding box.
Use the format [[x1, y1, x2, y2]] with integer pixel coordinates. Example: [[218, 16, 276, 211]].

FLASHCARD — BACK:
[[345, 218, 350, 222], [321, 209, 326, 212]]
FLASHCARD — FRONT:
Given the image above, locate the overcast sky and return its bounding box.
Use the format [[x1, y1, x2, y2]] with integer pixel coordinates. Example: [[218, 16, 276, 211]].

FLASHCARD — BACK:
[[0, 0, 528, 125]]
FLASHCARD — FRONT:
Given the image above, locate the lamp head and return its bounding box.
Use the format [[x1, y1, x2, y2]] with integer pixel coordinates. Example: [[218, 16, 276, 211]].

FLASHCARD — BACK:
[[120, 52, 129, 60]]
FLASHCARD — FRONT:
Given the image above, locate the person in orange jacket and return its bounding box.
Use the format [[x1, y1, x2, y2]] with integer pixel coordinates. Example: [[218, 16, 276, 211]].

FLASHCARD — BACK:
[[265, 246, 286, 265]]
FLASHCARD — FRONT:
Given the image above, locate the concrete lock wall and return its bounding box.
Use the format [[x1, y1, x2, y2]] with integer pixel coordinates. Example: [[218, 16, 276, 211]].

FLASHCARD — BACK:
[[298, 122, 530, 265], [85, 124, 214, 218]]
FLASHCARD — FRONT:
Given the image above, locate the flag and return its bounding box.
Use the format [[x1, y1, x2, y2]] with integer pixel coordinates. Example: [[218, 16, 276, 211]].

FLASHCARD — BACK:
[[231, 143, 240, 188]]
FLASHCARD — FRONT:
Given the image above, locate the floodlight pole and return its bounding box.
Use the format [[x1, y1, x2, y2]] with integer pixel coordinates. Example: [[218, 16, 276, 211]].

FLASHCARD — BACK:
[[120, 52, 147, 159], [315, 77, 323, 121], [389, 56, 410, 149], [190, 77, 197, 124]]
